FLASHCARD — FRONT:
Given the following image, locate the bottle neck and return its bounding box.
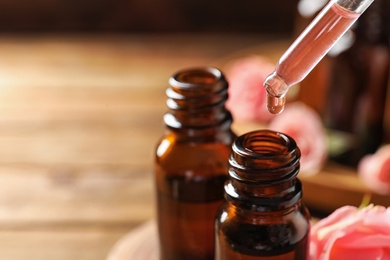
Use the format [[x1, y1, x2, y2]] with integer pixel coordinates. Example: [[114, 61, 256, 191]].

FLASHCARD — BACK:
[[225, 197, 303, 223], [225, 179, 303, 211], [225, 130, 302, 211], [164, 67, 233, 138]]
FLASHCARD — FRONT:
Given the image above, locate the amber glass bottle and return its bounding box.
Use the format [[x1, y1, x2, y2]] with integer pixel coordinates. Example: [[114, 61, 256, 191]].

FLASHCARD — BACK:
[[155, 67, 236, 260], [215, 130, 310, 260]]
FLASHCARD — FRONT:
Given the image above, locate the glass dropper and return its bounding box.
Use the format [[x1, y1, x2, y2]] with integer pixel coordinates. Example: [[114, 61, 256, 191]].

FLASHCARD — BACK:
[[263, 0, 375, 114]]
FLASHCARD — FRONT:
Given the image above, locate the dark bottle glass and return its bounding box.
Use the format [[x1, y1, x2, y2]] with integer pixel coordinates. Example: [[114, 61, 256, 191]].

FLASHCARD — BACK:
[[215, 130, 310, 260], [155, 67, 236, 260], [323, 0, 390, 165]]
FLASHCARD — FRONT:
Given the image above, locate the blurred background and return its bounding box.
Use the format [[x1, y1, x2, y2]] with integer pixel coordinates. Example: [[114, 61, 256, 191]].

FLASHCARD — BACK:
[[0, 1, 299, 260], [0, 0, 298, 34], [0, 0, 388, 259]]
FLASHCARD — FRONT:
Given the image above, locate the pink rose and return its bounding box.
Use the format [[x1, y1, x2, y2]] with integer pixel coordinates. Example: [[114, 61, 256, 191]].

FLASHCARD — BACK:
[[268, 102, 327, 176], [358, 145, 390, 195], [310, 205, 390, 260], [225, 55, 275, 123]]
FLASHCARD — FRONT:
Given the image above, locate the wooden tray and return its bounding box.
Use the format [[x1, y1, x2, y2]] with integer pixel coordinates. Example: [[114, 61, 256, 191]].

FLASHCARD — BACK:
[[300, 163, 390, 213], [107, 220, 158, 260]]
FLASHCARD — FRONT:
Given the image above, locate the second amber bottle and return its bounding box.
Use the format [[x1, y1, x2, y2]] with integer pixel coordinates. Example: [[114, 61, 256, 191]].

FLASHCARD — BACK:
[[155, 67, 236, 260], [215, 130, 311, 259]]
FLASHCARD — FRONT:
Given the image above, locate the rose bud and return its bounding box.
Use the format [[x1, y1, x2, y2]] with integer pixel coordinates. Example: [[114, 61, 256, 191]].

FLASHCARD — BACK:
[[358, 144, 390, 195]]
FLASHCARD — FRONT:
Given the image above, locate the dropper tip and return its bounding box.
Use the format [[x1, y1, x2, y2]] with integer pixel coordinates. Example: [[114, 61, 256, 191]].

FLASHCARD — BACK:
[[263, 72, 288, 114], [266, 94, 286, 115]]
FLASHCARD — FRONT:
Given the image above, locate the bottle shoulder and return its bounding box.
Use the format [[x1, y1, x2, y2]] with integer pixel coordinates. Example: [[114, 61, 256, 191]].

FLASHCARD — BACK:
[[216, 204, 310, 251], [155, 133, 234, 157], [155, 133, 234, 173], [217, 203, 310, 224]]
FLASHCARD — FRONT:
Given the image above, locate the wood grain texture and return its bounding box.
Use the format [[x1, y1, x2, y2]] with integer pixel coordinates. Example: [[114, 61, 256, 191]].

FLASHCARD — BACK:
[[0, 34, 280, 260], [107, 221, 158, 260]]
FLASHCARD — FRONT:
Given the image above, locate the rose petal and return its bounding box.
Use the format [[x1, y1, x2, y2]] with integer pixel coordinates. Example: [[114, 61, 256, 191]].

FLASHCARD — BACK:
[[311, 206, 358, 236], [329, 247, 387, 260], [310, 205, 390, 260], [319, 229, 347, 260], [338, 233, 390, 248], [358, 145, 390, 195], [378, 157, 390, 183]]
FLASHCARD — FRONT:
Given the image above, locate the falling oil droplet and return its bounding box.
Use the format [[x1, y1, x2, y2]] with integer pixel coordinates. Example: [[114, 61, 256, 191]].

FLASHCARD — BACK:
[[266, 94, 286, 114]]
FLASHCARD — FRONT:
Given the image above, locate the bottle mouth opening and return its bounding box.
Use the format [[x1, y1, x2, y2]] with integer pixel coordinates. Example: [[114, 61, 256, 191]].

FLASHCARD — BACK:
[[164, 67, 232, 133], [229, 130, 300, 180], [169, 67, 222, 87], [234, 130, 296, 159]]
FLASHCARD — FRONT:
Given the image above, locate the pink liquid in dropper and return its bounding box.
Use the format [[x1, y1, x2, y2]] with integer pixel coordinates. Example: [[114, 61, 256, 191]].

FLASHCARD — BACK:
[[264, 1, 361, 114]]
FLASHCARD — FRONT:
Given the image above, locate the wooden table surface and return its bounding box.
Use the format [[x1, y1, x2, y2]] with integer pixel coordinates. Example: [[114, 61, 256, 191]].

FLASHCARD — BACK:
[[0, 33, 287, 260], [0, 33, 388, 260]]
